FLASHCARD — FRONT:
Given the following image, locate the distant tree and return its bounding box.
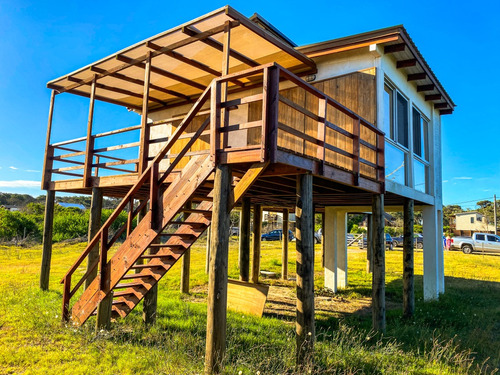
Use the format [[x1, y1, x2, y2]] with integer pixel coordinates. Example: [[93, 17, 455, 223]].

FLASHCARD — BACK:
[[443, 204, 464, 226]]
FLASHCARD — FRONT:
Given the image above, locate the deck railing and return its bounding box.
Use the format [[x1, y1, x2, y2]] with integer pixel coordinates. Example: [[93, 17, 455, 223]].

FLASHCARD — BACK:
[[43, 63, 384, 191]]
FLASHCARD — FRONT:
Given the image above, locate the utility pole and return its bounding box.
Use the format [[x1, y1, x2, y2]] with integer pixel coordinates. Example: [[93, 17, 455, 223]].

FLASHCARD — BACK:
[[494, 194, 497, 235]]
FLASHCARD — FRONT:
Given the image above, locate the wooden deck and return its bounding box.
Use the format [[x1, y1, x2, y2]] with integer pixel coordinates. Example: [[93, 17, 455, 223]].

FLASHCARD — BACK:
[[43, 63, 385, 204]]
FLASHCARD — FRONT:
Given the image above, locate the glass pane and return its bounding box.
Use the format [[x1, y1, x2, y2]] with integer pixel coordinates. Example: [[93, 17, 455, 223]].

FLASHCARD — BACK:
[[414, 158, 427, 193], [412, 108, 422, 157], [385, 142, 406, 185], [396, 93, 409, 147], [383, 85, 394, 139], [422, 119, 429, 161], [476, 234, 485, 241]]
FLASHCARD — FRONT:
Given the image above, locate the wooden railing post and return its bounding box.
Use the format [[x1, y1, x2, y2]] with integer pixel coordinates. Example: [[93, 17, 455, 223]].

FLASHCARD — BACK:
[[99, 227, 109, 291], [139, 52, 152, 174], [317, 97, 327, 173], [262, 65, 279, 163], [352, 118, 361, 186], [127, 199, 134, 236], [62, 275, 71, 322], [150, 162, 160, 230], [210, 81, 221, 164], [83, 75, 97, 187], [42, 90, 56, 190]]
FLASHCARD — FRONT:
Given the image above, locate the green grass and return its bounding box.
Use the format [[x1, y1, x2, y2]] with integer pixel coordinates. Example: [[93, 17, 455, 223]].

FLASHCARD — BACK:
[[0, 240, 499, 374]]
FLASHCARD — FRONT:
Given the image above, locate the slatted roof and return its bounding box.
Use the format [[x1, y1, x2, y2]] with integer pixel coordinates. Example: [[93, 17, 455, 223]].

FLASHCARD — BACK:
[[298, 26, 455, 115], [47, 6, 316, 111]]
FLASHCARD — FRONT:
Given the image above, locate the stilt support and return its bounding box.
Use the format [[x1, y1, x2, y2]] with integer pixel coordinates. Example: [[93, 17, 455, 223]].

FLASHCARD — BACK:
[[40, 190, 55, 291], [86, 187, 103, 289], [372, 194, 386, 332], [251, 204, 262, 284], [282, 208, 289, 280], [403, 198, 415, 318], [239, 197, 251, 281]]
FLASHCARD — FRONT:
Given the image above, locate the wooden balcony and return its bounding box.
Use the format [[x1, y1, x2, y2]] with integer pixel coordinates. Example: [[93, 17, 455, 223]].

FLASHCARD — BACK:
[[42, 63, 385, 199]]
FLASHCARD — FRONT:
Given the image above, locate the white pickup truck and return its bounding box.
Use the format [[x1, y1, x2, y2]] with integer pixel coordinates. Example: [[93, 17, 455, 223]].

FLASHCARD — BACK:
[[450, 233, 500, 254]]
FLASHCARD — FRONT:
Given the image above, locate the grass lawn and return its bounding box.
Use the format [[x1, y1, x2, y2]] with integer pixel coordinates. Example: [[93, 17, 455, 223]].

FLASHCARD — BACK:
[[0, 239, 499, 374]]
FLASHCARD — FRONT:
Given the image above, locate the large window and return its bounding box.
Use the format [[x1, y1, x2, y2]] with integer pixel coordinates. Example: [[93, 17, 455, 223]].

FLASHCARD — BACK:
[[412, 108, 429, 161], [385, 142, 406, 185], [396, 93, 409, 148]]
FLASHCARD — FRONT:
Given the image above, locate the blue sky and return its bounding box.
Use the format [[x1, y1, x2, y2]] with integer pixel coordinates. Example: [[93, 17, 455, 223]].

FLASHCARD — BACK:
[[0, 0, 499, 208]]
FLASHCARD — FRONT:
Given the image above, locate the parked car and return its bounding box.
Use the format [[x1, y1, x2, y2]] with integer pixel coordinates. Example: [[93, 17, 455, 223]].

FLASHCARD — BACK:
[[392, 234, 423, 249], [358, 233, 394, 250], [450, 233, 500, 254], [261, 229, 294, 241]]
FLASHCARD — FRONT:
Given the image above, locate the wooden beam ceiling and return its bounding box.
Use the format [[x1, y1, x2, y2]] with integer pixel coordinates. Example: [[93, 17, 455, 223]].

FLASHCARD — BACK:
[[407, 72, 427, 81], [417, 84, 435, 92], [384, 43, 406, 54], [425, 94, 442, 101], [396, 59, 417, 68], [434, 103, 448, 109]]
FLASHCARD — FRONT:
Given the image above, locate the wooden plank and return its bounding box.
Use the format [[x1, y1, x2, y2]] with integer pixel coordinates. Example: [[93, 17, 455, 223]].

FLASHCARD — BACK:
[[226, 279, 269, 317], [221, 93, 263, 108], [417, 84, 435, 92], [396, 59, 417, 68], [407, 72, 426, 81], [384, 43, 406, 54], [425, 94, 442, 101], [279, 94, 321, 122], [263, 65, 279, 162], [252, 204, 262, 283]]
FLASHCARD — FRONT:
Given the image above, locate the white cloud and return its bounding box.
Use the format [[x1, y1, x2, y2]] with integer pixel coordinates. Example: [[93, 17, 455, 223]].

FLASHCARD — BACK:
[[26, 170, 40, 173], [453, 177, 472, 180], [0, 180, 40, 188], [9, 166, 18, 170]]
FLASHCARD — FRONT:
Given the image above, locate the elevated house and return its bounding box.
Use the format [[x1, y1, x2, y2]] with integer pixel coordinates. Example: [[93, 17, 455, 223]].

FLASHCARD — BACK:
[[40, 6, 454, 372], [452, 212, 495, 236]]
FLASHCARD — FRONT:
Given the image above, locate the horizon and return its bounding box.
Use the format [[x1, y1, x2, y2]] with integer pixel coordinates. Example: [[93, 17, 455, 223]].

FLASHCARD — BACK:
[[1, 0, 499, 210]]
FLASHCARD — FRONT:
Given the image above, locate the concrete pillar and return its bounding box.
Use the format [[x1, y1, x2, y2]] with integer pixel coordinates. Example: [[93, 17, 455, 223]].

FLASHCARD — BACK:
[[323, 208, 347, 292], [422, 205, 443, 300]]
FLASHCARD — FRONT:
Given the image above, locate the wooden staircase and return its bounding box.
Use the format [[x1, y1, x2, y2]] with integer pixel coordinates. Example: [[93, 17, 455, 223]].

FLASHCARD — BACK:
[[61, 83, 268, 326]]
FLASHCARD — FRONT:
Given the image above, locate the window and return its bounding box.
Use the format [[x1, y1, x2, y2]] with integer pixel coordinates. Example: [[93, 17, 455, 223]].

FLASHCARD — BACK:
[[396, 93, 409, 147], [412, 108, 429, 161], [385, 142, 406, 185], [477, 216, 482, 222], [476, 234, 485, 241], [487, 235, 498, 242], [471, 217, 475, 224], [383, 85, 394, 139], [414, 159, 427, 193]]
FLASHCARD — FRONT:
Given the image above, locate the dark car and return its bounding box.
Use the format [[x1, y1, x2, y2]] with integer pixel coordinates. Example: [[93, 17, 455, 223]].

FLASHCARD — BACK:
[[261, 229, 294, 241], [392, 234, 423, 249], [358, 233, 394, 250]]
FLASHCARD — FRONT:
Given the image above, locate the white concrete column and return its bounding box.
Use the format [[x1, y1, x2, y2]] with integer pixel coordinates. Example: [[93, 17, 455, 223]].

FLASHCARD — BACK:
[[336, 210, 348, 289], [437, 209, 445, 294], [324, 207, 337, 292], [422, 205, 442, 300], [324, 208, 348, 292]]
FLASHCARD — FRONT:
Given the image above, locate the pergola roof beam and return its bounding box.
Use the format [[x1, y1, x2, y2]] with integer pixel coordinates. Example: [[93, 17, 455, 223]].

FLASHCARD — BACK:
[[384, 43, 406, 54], [67, 76, 168, 106], [89, 66, 191, 102], [182, 26, 260, 68]]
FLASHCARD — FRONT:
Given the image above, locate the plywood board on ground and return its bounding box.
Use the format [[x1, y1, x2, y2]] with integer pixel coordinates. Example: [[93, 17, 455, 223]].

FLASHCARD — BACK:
[[227, 279, 269, 317]]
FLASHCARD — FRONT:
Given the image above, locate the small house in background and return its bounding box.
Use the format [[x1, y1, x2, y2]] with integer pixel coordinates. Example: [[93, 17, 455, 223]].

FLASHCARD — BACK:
[[452, 212, 494, 236], [0, 205, 21, 212], [57, 202, 86, 210]]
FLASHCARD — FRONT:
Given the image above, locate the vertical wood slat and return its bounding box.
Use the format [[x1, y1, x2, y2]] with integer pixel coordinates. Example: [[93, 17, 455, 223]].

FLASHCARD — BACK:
[[282, 207, 289, 280], [42, 90, 56, 190], [316, 97, 327, 172], [150, 162, 159, 230], [40, 190, 56, 291], [127, 199, 134, 235], [99, 226, 109, 291], [83, 76, 97, 187], [377, 133, 385, 186], [220, 21, 231, 149], [352, 118, 360, 186], [62, 275, 71, 322], [261, 66, 280, 163], [139, 52, 152, 174], [210, 81, 221, 163]]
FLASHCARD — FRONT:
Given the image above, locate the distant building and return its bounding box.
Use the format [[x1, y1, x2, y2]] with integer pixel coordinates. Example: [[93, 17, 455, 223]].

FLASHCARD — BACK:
[[57, 202, 86, 210], [452, 212, 494, 236], [0, 205, 20, 212]]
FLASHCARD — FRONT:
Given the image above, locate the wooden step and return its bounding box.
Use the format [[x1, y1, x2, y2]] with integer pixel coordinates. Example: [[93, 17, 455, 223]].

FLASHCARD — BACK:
[[121, 273, 156, 280], [191, 195, 213, 202], [113, 290, 136, 298], [115, 282, 145, 289], [181, 208, 212, 216], [158, 233, 196, 238], [131, 264, 166, 269], [148, 243, 186, 249], [170, 221, 207, 227], [139, 254, 176, 259]]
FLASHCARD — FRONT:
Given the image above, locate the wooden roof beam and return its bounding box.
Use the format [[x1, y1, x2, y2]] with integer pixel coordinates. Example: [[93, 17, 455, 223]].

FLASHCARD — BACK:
[[67, 76, 168, 106], [89, 66, 191, 102], [115, 54, 206, 91], [52, 21, 239, 94], [146, 41, 245, 87], [434, 102, 448, 109], [396, 59, 417, 68], [417, 84, 435, 92], [384, 43, 406, 54], [407, 72, 427, 81], [425, 94, 442, 101], [182, 26, 260, 68], [440, 109, 453, 115]]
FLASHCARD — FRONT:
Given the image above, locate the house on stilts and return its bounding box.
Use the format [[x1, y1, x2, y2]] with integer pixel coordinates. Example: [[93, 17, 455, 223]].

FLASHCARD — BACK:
[[40, 6, 454, 372]]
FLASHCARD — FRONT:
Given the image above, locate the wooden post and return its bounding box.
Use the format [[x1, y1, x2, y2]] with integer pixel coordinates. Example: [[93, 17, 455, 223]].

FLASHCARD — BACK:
[[143, 245, 158, 326], [138, 52, 152, 174], [83, 75, 97, 187], [366, 214, 373, 274], [96, 228, 112, 331], [251, 204, 262, 284], [205, 164, 232, 374], [40, 190, 55, 291], [205, 225, 211, 274], [320, 211, 325, 268], [239, 197, 251, 282], [135, 201, 148, 272], [372, 194, 386, 332], [41, 90, 55, 190], [96, 291, 113, 331], [403, 198, 415, 318], [181, 203, 191, 293], [282, 208, 289, 280], [85, 187, 103, 289], [296, 173, 315, 367]]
